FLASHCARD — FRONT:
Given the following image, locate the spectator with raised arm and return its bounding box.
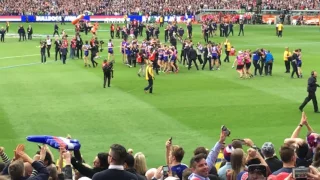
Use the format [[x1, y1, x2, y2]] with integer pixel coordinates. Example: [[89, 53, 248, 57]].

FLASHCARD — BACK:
[[165, 139, 188, 180]]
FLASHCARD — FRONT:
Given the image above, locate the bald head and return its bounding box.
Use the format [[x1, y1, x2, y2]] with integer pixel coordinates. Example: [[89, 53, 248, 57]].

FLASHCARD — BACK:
[[145, 168, 157, 180]]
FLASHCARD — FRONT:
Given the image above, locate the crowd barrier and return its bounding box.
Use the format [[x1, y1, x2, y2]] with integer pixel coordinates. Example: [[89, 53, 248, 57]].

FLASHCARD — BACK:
[[0, 15, 194, 23], [0, 14, 318, 25]]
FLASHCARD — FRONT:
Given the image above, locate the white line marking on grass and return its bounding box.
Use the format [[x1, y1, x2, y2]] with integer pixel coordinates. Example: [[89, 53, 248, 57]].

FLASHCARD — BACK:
[[0, 61, 54, 70], [0, 54, 40, 60]]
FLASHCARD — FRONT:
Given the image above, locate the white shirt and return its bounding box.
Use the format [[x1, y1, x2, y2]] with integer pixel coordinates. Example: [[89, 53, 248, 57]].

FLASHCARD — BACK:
[[108, 165, 124, 170], [46, 39, 52, 45]]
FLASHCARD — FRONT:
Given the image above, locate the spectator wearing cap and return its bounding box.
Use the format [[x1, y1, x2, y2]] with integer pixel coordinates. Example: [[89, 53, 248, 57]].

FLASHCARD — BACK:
[[71, 150, 109, 178], [271, 146, 295, 175], [124, 154, 146, 180], [261, 142, 282, 173], [218, 145, 234, 180], [92, 144, 138, 180]]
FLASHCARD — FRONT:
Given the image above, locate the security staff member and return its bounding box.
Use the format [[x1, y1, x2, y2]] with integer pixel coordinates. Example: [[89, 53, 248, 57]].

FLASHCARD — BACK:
[[299, 71, 320, 113], [144, 62, 154, 94], [102, 60, 114, 88], [18, 25, 26, 41], [223, 39, 231, 63], [204, 25, 209, 43], [284, 47, 291, 73], [187, 46, 199, 70], [0, 27, 5, 42], [238, 21, 244, 36], [277, 23, 283, 37]]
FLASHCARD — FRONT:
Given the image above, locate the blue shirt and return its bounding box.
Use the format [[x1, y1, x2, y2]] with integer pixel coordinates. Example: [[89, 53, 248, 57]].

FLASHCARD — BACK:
[[252, 52, 260, 61], [206, 142, 223, 171], [171, 164, 188, 180], [218, 162, 232, 180], [265, 53, 274, 63]]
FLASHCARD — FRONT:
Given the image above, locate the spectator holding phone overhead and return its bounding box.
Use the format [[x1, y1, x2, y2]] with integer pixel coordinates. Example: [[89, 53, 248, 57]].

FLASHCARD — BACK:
[[165, 137, 188, 180]]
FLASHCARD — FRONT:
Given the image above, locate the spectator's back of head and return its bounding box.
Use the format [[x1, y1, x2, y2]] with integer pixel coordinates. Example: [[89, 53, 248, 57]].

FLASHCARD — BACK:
[[280, 145, 295, 164], [124, 154, 135, 168], [182, 168, 192, 180], [134, 152, 147, 176], [193, 147, 208, 158], [8, 160, 24, 180], [97, 152, 109, 168], [109, 144, 127, 165], [232, 140, 243, 149], [262, 142, 275, 158], [47, 164, 58, 180], [171, 145, 185, 163], [296, 142, 309, 159]]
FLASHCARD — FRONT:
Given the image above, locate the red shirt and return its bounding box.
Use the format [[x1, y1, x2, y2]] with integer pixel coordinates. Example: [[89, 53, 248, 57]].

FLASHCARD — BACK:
[[111, 24, 115, 31]]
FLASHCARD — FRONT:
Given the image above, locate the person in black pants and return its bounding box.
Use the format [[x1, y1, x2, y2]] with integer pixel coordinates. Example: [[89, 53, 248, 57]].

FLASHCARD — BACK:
[[238, 21, 244, 36], [53, 23, 59, 37], [40, 41, 46, 63], [0, 27, 5, 42], [27, 25, 33, 40], [164, 26, 169, 43], [228, 22, 234, 36], [54, 37, 62, 61], [76, 35, 83, 59], [299, 71, 320, 113], [187, 22, 192, 39], [259, 49, 266, 75], [202, 44, 212, 70], [291, 50, 300, 78], [144, 63, 154, 94], [60, 47, 67, 64], [188, 46, 199, 70], [102, 60, 114, 88], [204, 25, 209, 43], [90, 43, 99, 68]]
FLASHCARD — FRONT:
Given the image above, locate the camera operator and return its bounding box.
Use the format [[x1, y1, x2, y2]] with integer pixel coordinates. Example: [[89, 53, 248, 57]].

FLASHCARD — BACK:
[[102, 60, 114, 88], [129, 44, 139, 68], [40, 41, 47, 63]]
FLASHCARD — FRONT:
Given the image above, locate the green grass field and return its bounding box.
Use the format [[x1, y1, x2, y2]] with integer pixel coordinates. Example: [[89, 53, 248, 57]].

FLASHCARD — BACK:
[[0, 22, 319, 167]]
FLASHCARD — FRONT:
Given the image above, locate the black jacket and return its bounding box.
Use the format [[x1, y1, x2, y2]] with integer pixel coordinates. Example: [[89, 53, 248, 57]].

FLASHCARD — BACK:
[[307, 76, 319, 93], [126, 168, 146, 180], [92, 169, 138, 180], [71, 158, 107, 178], [188, 48, 197, 60]]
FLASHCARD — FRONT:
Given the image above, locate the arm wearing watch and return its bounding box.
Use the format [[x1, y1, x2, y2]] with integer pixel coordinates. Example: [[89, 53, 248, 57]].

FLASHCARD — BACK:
[[290, 123, 304, 138]]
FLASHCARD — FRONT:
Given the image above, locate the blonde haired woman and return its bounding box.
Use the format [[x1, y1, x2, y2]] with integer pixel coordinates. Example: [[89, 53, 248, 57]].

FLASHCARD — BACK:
[[226, 148, 246, 180], [134, 152, 148, 176]]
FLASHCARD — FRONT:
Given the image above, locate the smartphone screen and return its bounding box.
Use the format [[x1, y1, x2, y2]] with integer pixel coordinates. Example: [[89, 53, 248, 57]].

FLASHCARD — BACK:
[[248, 165, 267, 180]]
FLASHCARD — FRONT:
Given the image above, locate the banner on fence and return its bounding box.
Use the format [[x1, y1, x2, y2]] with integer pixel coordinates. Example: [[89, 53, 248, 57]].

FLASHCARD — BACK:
[[0, 16, 21, 22], [142, 15, 193, 23]]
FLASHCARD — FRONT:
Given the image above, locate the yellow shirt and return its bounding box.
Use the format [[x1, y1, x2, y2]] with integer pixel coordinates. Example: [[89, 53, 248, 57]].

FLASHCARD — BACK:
[[160, 17, 163, 22], [283, 50, 291, 61], [278, 24, 283, 31], [145, 66, 154, 80], [226, 42, 231, 51]]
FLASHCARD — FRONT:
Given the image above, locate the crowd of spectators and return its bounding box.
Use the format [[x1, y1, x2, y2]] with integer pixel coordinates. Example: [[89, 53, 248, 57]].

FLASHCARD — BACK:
[[1, 112, 320, 180], [0, 0, 319, 16]]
